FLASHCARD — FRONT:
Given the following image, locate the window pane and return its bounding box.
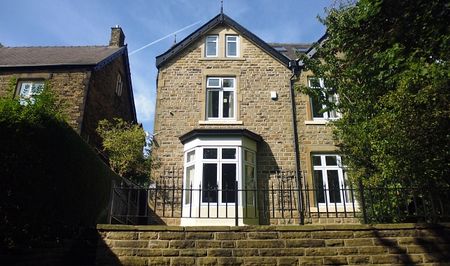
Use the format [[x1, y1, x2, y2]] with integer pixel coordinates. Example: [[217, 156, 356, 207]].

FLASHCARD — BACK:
[[222, 148, 236, 159], [202, 164, 218, 202], [186, 150, 195, 163], [207, 90, 219, 118], [227, 37, 237, 56], [223, 91, 234, 118], [207, 78, 220, 87], [222, 78, 234, 88], [222, 164, 236, 203], [312, 156, 321, 166], [203, 148, 217, 159], [31, 83, 44, 94], [206, 36, 217, 56], [325, 155, 337, 166], [314, 170, 325, 203], [20, 83, 31, 97], [185, 165, 195, 204], [244, 150, 254, 163], [244, 164, 255, 205], [309, 78, 321, 88], [311, 95, 324, 118], [327, 170, 341, 203]]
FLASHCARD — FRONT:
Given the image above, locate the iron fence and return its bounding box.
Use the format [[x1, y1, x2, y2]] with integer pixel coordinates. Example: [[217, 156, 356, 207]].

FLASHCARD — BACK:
[[108, 174, 450, 225]]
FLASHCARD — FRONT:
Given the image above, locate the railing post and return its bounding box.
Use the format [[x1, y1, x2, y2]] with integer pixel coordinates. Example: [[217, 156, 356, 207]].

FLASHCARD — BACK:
[[107, 180, 116, 224], [235, 180, 239, 226], [358, 179, 368, 224]]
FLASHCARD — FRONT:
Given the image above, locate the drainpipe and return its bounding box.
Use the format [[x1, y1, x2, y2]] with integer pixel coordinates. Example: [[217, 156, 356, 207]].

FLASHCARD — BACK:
[[288, 59, 304, 225]]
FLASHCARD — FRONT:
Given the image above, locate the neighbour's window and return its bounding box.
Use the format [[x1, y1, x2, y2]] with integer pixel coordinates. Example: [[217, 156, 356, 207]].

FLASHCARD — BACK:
[[116, 73, 123, 96], [205, 35, 219, 57], [225, 35, 239, 57], [17, 80, 45, 105], [206, 77, 236, 120], [308, 77, 339, 120], [312, 154, 352, 205]]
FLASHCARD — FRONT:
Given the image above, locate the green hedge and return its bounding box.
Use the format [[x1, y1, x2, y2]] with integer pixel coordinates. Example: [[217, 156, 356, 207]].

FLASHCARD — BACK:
[[0, 116, 121, 249]]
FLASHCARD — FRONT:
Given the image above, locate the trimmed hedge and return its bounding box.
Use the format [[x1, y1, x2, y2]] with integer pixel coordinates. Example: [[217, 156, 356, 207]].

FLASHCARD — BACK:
[[0, 117, 121, 249]]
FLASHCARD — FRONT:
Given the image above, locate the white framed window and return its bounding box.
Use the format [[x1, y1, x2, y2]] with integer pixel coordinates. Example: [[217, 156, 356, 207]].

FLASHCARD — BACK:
[[225, 35, 239, 57], [205, 35, 218, 57], [17, 80, 44, 105], [184, 149, 196, 205], [201, 147, 238, 204], [308, 77, 340, 120], [115, 73, 123, 96], [206, 77, 236, 120], [312, 154, 352, 205]]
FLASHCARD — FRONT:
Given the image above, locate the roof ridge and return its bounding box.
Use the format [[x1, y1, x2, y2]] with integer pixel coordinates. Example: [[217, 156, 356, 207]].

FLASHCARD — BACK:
[[268, 42, 312, 46]]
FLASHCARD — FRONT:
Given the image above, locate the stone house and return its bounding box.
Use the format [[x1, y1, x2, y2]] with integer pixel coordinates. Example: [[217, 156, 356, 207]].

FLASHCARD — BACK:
[[0, 27, 137, 150], [152, 12, 353, 225]]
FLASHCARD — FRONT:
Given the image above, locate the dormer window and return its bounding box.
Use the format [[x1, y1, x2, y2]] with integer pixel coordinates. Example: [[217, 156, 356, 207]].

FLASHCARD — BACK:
[[205, 35, 218, 57], [226, 35, 239, 57]]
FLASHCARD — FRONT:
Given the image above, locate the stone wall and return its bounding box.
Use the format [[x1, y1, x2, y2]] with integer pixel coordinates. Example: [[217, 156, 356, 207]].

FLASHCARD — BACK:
[[96, 223, 450, 265], [0, 70, 90, 131], [82, 55, 136, 148]]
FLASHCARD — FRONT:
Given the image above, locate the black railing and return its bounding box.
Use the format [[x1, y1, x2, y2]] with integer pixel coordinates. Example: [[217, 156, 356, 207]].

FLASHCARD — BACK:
[[108, 177, 450, 225]]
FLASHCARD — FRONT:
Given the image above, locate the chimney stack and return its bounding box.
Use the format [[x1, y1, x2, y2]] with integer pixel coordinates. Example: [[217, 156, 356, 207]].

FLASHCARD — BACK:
[[109, 25, 125, 47]]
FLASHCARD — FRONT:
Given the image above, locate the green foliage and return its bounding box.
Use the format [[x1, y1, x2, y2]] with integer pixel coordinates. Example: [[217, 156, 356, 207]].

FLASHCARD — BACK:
[[0, 82, 121, 249], [300, 0, 450, 222], [97, 118, 152, 185]]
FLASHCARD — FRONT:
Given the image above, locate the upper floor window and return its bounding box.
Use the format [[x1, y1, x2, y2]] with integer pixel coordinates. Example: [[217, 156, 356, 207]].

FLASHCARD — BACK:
[[115, 73, 123, 96], [225, 35, 239, 57], [206, 77, 236, 120], [17, 80, 44, 105], [205, 35, 218, 57], [308, 77, 340, 120]]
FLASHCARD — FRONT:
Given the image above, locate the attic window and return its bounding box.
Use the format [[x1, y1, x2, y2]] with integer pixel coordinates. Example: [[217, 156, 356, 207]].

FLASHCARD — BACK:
[[115, 73, 123, 96], [226, 35, 239, 57], [205, 35, 218, 57]]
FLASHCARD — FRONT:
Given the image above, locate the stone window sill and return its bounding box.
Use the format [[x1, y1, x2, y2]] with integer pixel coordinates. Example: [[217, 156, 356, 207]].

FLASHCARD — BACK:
[[304, 120, 328, 125], [198, 120, 243, 125], [199, 58, 246, 61]]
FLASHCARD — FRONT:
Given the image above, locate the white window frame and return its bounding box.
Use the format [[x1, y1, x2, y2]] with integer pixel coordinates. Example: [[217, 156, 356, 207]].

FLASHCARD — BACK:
[[184, 149, 196, 205], [200, 146, 239, 205], [308, 78, 340, 120], [115, 73, 123, 96], [206, 77, 236, 121], [17, 80, 45, 105], [312, 154, 352, 206], [205, 35, 219, 57], [243, 149, 256, 206], [225, 35, 239, 57]]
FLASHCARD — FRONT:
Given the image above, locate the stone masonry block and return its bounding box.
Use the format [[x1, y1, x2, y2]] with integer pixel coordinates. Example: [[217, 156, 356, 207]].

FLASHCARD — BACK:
[[285, 239, 325, 248], [236, 240, 285, 248], [107, 232, 138, 240]]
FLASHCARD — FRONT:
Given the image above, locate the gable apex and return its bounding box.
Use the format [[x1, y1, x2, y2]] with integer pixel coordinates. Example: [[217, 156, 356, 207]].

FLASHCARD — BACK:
[[155, 13, 290, 68]]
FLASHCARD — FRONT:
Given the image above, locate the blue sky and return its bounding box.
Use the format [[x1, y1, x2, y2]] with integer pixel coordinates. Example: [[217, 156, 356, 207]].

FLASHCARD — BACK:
[[0, 0, 333, 133]]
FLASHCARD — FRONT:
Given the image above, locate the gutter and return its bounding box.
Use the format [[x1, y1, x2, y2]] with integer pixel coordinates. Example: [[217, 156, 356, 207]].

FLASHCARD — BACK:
[[288, 59, 304, 225]]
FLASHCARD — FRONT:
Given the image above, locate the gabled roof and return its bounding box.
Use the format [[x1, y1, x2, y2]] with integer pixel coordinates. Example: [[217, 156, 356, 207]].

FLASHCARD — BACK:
[[156, 13, 291, 68], [269, 43, 312, 60], [0, 46, 125, 69]]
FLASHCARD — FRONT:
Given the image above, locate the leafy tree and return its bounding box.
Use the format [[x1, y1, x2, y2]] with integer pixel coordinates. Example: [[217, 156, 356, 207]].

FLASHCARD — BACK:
[[97, 118, 152, 185], [300, 0, 450, 221]]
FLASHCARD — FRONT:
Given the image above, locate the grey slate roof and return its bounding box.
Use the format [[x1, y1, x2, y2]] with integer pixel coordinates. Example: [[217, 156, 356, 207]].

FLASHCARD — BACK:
[[268, 43, 312, 60], [0, 46, 124, 68]]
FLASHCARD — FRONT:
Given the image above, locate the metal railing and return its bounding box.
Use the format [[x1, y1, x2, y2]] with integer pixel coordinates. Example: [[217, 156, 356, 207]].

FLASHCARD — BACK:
[[108, 174, 450, 225]]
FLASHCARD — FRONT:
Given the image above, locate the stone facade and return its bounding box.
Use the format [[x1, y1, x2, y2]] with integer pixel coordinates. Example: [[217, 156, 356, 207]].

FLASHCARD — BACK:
[[154, 26, 295, 180], [96, 223, 450, 265]]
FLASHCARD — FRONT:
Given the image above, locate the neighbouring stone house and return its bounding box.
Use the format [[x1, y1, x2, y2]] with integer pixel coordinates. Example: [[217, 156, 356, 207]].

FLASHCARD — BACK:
[[0, 27, 137, 151], [152, 12, 353, 226]]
